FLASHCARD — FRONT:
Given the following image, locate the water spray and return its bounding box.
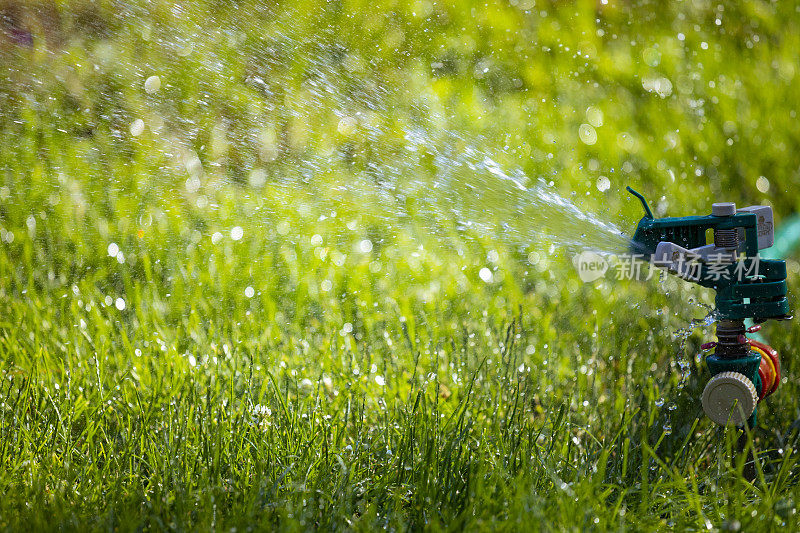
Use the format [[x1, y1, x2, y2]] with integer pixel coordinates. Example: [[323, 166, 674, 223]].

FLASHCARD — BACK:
[[627, 187, 791, 428]]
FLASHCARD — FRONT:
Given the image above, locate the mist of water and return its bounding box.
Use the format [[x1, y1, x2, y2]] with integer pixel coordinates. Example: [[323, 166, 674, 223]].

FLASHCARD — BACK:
[[117, 26, 636, 261]]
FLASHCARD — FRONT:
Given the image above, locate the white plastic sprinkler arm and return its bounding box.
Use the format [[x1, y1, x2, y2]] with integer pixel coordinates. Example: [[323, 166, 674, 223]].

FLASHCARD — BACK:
[[650, 205, 775, 277]]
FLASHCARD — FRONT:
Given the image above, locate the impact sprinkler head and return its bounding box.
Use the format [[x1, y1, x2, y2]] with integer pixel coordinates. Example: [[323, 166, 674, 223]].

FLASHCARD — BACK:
[[626, 186, 792, 427]]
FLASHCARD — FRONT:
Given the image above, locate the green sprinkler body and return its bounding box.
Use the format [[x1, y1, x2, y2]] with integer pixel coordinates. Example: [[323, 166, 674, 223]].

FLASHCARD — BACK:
[[627, 187, 791, 427]]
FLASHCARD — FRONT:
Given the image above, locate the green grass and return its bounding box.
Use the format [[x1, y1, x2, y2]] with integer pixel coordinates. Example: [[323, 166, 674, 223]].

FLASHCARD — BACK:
[[2, 0, 800, 530]]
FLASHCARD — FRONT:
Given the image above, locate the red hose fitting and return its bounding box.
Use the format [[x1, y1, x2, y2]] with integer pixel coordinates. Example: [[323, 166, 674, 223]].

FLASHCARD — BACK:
[[751, 340, 781, 400]]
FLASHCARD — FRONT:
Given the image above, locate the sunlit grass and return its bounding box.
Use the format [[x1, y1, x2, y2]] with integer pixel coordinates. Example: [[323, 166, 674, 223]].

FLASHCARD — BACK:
[[2, 0, 800, 530]]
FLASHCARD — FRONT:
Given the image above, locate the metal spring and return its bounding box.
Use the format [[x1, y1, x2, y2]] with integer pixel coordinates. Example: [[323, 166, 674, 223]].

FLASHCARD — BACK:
[[715, 320, 749, 358], [714, 228, 739, 248]]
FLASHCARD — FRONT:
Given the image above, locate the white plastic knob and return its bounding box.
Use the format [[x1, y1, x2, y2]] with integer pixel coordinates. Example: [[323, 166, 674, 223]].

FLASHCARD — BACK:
[[701, 371, 757, 426], [711, 202, 736, 216]]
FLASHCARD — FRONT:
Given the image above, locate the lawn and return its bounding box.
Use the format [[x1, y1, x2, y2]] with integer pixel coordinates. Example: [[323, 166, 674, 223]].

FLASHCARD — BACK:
[[2, 0, 800, 530]]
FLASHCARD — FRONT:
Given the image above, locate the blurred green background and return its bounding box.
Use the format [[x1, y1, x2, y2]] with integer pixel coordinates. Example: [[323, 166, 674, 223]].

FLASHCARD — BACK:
[[2, 0, 800, 530]]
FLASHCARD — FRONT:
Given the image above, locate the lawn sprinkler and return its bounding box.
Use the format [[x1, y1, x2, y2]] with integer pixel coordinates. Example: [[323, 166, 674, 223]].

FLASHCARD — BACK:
[[627, 186, 791, 428]]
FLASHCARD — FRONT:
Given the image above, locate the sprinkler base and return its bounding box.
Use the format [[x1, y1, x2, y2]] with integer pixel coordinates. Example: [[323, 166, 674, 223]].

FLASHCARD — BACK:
[[702, 320, 782, 428]]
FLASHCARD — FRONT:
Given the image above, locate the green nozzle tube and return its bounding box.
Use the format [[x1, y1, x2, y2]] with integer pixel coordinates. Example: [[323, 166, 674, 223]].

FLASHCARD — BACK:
[[627, 186, 654, 218]]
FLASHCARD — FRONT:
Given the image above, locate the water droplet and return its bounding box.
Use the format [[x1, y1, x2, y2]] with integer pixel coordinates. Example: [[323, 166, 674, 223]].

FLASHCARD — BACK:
[[129, 119, 145, 137], [115, 298, 126, 311], [586, 106, 604, 127], [245, 286, 254, 298], [579, 123, 597, 145], [337, 116, 357, 135], [479, 267, 493, 283], [144, 75, 161, 94], [359, 239, 373, 253], [642, 47, 661, 67], [295, 378, 312, 394], [596, 176, 610, 192], [230, 226, 243, 240]]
